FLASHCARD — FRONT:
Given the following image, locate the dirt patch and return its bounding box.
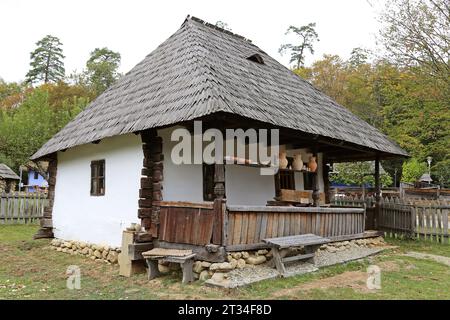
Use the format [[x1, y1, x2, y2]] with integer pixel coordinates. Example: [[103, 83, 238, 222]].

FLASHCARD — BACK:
[[272, 270, 373, 298], [378, 261, 401, 272]]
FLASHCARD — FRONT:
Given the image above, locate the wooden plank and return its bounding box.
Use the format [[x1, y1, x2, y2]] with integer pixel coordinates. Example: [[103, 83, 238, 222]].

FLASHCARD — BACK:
[[282, 253, 315, 263], [259, 213, 268, 241], [254, 211, 262, 243], [159, 201, 214, 209], [278, 213, 285, 237], [212, 199, 223, 245], [232, 213, 242, 245], [247, 212, 257, 245], [240, 212, 249, 245], [272, 213, 279, 238]]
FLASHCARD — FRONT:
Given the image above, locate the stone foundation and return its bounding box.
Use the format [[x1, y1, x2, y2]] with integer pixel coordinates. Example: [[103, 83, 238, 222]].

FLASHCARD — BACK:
[[180, 236, 385, 282], [49, 239, 121, 264], [48, 236, 386, 279]]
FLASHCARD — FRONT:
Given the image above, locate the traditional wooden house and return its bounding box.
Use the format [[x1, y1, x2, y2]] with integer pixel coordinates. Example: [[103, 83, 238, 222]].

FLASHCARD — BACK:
[[31, 17, 407, 260], [0, 163, 20, 193]]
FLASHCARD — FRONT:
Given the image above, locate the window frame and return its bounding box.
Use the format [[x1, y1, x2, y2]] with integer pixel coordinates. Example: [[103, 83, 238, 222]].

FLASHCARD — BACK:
[[202, 163, 216, 201], [90, 160, 105, 196]]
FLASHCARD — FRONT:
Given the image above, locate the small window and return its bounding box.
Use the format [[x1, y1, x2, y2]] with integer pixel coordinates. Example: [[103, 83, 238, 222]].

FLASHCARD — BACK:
[[203, 163, 215, 201], [34, 171, 39, 180], [279, 170, 295, 190], [90, 160, 105, 196], [247, 53, 264, 64], [274, 169, 295, 197], [303, 172, 314, 190]]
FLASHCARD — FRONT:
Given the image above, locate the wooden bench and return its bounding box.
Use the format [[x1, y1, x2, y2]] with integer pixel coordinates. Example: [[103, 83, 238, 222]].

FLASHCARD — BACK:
[[263, 234, 331, 276], [142, 248, 196, 284]]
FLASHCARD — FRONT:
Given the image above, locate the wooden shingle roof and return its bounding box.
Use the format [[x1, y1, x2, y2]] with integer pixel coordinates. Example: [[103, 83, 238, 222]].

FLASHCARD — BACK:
[[32, 16, 407, 160], [0, 164, 20, 180]]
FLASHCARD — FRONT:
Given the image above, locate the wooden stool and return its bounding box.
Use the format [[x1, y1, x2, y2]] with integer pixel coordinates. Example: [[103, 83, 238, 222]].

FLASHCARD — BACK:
[[142, 248, 196, 284]]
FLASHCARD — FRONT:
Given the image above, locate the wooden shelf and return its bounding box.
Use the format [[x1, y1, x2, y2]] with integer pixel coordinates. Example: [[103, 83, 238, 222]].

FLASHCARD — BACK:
[[279, 168, 316, 174]]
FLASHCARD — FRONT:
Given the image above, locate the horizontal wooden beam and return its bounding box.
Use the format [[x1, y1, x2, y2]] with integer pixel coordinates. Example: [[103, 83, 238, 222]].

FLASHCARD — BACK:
[[159, 201, 214, 209]]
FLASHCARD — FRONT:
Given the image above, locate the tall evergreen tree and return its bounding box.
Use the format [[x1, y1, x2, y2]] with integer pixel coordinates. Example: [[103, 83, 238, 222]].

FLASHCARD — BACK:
[[26, 35, 65, 84], [279, 23, 319, 69], [85, 47, 121, 95]]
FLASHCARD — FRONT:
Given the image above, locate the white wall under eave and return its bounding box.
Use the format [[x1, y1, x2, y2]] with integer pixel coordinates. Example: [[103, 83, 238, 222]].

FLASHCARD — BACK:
[[159, 127, 204, 203], [52, 133, 142, 247], [225, 165, 276, 205]]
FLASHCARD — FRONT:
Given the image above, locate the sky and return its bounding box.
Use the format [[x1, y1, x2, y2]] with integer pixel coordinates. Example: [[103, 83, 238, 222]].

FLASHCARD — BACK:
[[0, 0, 386, 83]]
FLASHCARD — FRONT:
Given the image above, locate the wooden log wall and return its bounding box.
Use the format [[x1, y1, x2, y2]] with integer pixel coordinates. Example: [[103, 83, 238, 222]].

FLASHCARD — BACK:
[[226, 208, 365, 247], [34, 153, 57, 239], [138, 129, 163, 237]]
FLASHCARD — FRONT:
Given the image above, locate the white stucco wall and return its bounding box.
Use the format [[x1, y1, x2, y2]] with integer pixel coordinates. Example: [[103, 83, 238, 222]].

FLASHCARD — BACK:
[[159, 127, 204, 202], [158, 127, 324, 205], [225, 165, 276, 205], [52, 133, 142, 247]]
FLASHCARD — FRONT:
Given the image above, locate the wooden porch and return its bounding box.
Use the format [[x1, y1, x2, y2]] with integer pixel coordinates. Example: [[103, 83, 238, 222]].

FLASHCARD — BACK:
[[152, 200, 368, 261]]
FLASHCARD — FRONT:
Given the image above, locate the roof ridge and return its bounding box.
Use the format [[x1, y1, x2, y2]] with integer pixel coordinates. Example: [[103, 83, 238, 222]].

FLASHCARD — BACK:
[[185, 15, 253, 43]]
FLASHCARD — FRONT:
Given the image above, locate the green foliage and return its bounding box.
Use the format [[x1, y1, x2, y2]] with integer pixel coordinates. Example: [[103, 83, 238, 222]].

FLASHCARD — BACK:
[[84, 47, 121, 95], [401, 158, 427, 183], [279, 23, 319, 69], [330, 162, 393, 187], [0, 83, 91, 170], [25, 35, 65, 84], [432, 158, 450, 187], [379, 0, 450, 90]]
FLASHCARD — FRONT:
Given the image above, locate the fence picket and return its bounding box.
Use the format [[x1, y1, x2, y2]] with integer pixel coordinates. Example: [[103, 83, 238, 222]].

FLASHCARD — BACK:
[[0, 192, 47, 223], [331, 194, 449, 244]]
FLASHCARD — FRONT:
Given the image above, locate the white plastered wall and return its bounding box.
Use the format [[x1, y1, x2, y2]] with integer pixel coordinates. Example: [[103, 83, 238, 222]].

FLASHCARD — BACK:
[[52, 133, 142, 247]]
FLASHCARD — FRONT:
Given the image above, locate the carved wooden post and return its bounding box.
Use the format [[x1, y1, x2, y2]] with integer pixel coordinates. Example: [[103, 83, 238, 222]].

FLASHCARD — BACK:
[[323, 155, 330, 204], [138, 129, 163, 238], [34, 153, 57, 239], [374, 155, 381, 229], [312, 150, 320, 207], [212, 164, 225, 245]]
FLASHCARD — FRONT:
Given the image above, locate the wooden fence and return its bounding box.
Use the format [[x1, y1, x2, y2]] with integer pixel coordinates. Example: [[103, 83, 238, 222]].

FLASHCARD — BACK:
[[331, 195, 450, 243], [0, 192, 47, 224], [225, 206, 365, 251]]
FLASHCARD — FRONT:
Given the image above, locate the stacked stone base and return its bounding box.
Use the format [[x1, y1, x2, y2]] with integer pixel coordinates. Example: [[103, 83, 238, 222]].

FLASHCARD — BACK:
[[318, 236, 385, 253], [49, 239, 121, 264], [48, 236, 386, 280]]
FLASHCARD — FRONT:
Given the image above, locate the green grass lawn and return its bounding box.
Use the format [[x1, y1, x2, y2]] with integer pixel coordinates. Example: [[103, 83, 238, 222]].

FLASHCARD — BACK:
[[0, 224, 449, 300]]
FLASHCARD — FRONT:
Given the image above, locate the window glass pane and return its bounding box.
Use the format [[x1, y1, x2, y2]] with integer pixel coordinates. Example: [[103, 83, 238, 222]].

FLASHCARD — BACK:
[[98, 162, 104, 177], [99, 178, 104, 195], [91, 178, 98, 195]]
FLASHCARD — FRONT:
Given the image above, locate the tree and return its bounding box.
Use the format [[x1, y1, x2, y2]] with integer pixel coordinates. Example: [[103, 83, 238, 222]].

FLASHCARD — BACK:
[[279, 23, 319, 69], [85, 48, 121, 95], [348, 47, 370, 67], [26, 35, 65, 84], [215, 21, 232, 31], [401, 158, 427, 183], [379, 0, 450, 88], [330, 162, 393, 187], [0, 83, 91, 171]]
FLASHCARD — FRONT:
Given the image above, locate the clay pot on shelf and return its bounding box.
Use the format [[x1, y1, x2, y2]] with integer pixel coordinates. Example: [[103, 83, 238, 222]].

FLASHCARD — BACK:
[[292, 154, 303, 171], [308, 155, 318, 172], [279, 152, 288, 169]]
